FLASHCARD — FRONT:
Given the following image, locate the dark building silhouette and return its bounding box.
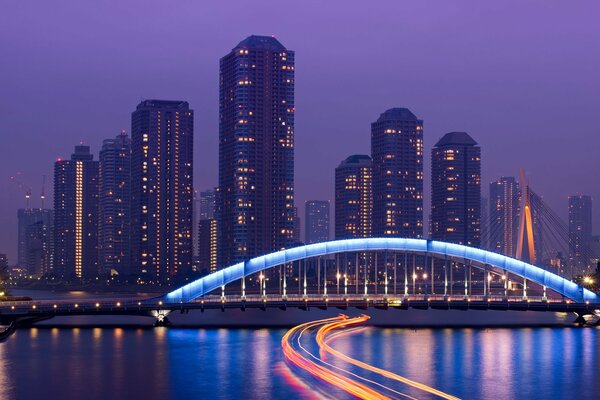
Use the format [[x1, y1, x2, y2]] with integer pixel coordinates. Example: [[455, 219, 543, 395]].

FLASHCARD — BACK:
[[17, 208, 53, 275], [489, 177, 519, 256], [431, 132, 481, 246], [99, 130, 131, 275], [371, 108, 423, 238], [292, 206, 302, 243], [197, 219, 217, 274], [335, 155, 373, 239], [568, 195, 593, 273], [131, 100, 194, 281], [194, 189, 216, 257], [53, 145, 99, 279], [218, 35, 295, 267], [305, 200, 330, 244]]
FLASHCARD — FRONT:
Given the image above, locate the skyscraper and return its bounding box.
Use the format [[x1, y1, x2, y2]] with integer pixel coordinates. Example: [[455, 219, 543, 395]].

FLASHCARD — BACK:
[[305, 201, 330, 244], [194, 189, 216, 257], [489, 177, 519, 256], [18, 208, 53, 276], [568, 195, 593, 273], [371, 108, 424, 238], [131, 100, 194, 281], [53, 145, 99, 279], [99, 130, 131, 275], [430, 132, 481, 246], [218, 35, 295, 267], [335, 155, 372, 239], [292, 206, 302, 244], [197, 218, 217, 274]]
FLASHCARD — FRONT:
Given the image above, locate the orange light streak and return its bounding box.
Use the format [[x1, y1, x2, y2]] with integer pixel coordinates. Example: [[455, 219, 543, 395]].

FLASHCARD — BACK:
[[316, 317, 461, 400], [281, 316, 390, 400]]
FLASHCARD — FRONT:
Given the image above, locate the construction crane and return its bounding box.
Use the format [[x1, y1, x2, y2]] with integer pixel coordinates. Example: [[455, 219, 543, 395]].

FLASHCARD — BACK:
[[9, 173, 32, 209], [40, 175, 46, 209]]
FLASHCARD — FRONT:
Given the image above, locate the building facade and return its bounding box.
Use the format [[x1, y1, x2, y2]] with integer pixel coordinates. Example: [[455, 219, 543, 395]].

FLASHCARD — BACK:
[[371, 108, 423, 238], [430, 132, 481, 246], [304, 200, 330, 244], [489, 177, 519, 256], [131, 100, 194, 281], [53, 145, 99, 279], [99, 130, 131, 275], [17, 208, 53, 275], [335, 155, 372, 239], [568, 195, 593, 273], [218, 35, 295, 266]]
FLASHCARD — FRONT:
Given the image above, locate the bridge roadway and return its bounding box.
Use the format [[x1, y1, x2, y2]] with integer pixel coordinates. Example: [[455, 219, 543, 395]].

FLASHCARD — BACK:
[[2, 294, 599, 318]]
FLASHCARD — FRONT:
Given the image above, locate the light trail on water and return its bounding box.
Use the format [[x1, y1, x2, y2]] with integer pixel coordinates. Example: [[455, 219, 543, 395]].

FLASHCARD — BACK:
[[282, 315, 462, 400]]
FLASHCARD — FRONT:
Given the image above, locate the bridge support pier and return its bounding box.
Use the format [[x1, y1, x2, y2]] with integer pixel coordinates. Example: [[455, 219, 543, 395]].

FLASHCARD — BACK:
[[573, 313, 587, 327]]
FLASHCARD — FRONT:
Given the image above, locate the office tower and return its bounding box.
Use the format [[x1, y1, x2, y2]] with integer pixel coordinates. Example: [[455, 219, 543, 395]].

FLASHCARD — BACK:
[[292, 206, 302, 244], [568, 195, 593, 273], [430, 132, 481, 246], [305, 200, 330, 244], [489, 177, 519, 256], [371, 108, 424, 238], [131, 100, 194, 281], [99, 130, 131, 275], [53, 145, 99, 279], [218, 35, 295, 266], [197, 219, 217, 273], [17, 208, 53, 275], [335, 155, 373, 239]]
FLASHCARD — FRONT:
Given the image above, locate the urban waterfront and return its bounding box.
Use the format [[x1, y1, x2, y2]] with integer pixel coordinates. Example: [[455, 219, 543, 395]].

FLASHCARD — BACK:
[[1, 324, 599, 399]]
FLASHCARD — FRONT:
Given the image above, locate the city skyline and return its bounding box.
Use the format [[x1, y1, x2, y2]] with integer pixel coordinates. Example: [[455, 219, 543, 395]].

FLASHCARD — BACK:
[[2, 1, 600, 263]]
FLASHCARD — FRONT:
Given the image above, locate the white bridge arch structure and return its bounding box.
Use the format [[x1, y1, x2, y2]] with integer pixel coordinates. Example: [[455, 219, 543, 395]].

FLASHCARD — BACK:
[[164, 238, 600, 304]]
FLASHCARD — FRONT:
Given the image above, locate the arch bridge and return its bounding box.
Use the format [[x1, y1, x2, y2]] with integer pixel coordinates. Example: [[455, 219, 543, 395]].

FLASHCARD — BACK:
[[165, 238, 600, 304]]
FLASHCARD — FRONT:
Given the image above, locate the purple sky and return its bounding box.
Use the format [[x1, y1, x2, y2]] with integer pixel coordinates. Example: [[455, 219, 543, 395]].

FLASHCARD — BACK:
[[1, 1, 599, 263]]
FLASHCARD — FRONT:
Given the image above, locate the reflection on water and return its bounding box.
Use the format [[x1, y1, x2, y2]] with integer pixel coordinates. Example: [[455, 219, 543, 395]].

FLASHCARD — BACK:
[[1, 325, 599, 399]]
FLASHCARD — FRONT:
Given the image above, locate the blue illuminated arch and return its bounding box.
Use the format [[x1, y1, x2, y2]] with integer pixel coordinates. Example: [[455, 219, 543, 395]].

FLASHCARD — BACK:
[[164, 238, 600, 303]]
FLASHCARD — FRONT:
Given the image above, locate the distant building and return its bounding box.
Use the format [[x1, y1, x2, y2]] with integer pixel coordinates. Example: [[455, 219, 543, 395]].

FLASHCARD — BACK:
[[292, 206, 302, 243], [430, 132, 481, 247], [17, 208, 53, 275], [99, 130, 131, 275], [371, 108, 424, 238], [53, 145, 99, 279], [568, 195, 593, 273], [489, 177, 519, 256], [197, 219, 217, 273], [335, 155, 373, 239], [131, 100, 194, 281], [218, 35, 295, 266], [194, 189, 216, 257], [480, 196, 489, 248], [305, 201, 330, 244]]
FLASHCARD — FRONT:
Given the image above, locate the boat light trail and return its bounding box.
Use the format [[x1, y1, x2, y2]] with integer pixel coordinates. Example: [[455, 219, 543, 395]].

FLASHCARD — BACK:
[[316, 317, 461, 400]]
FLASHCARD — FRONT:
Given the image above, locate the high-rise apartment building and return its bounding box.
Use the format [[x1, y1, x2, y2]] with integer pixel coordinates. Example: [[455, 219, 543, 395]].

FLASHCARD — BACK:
[[218, 35, 295, 266], [430, 132, 481, 246], [194, 189, 216, 257], [53, 145, 99, 279], [131, 100, 194, 280], [292, 206, 302, 244], [568, 195, 593, 273], [99, 130, 131, 274], [18, 208, 53, 276], [371, 108, 423, 238], [197, 219, 217, 273], [489, 177, 519, 256], [305, 201, 330, 244], [335, 155, 373, 239]]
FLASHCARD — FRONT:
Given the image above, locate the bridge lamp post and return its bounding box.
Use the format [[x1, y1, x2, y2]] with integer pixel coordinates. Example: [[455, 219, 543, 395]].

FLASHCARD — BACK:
[[412, 273, 417, 296], [336, 273, 341, 295], [344, 274, 348, 297], [259, 274, 266, 299], [502, 274, 507, 299], [423, 273, 428, 296], [487, 274, 492, 298]]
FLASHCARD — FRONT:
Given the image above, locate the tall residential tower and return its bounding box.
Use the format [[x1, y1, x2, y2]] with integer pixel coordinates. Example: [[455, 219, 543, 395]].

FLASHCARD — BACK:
[[131, 100, 194, 281], [430, 132, 481, 246], [335, 155, 372, 239], [99, 130, 131, 274], [53, 145, 99, 279], [371, 108, 423, 238], [305, 200, 330, 244], [218, 35, 295, 266]]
